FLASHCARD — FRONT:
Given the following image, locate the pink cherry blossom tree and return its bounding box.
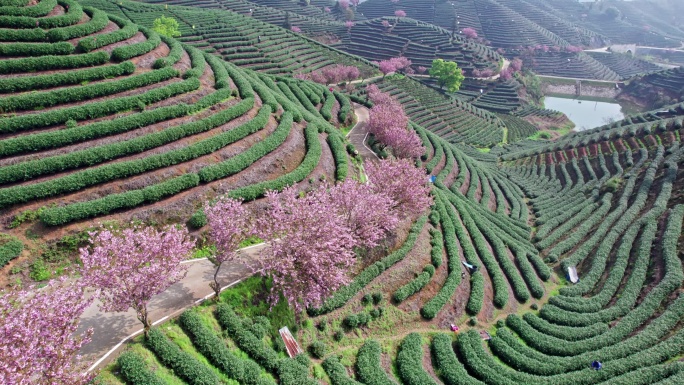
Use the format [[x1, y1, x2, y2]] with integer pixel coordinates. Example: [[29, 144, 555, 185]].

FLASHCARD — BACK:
[[324, 6, 331, 12], [417, 66, 427, 74], [390, 56, 412, 72], [462, 27, 478, 39], [500, 67, 513, 80], [339, 0, 349, 10], [382, 20, 391, 29], [378, 60, 396, 77], [80, 225, 195, 336], [345, 20, 355, 31], [395, 9, 406, 18], [205, 197, 253, 300], [510, 58, 523, 72], [0, 278, 94, 385], [326, 180, 399, 249], [291, 26, 301, 33], [367, 85, 423, 159], [365, 159, 433, 218], [256, 186, 356, 314]]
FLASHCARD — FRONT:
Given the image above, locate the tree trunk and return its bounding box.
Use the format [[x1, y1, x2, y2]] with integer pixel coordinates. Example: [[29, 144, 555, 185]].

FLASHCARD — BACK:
[[210, 262, 223, 301], [138, 305, 152, 338]]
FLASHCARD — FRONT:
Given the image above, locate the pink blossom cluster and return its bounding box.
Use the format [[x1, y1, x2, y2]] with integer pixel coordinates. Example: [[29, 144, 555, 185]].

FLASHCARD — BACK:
[[1, 278, 94, 385], [80, 225, 195, 333], [296, 64, 360, 84], [257, 179, 399, 312], [290, 26, 301, 33], [382, 20, 391, 28], [339, 0, 349, 9], [472, 68, 494, 78], [345, 20, 355, 29], [510, 58, 523, 72], [395, 9, 406, 18], [365, 159, 433, 218], [366, 84, 423, 159], [378, 56, 412, 76], [462, 27, 478, 39]]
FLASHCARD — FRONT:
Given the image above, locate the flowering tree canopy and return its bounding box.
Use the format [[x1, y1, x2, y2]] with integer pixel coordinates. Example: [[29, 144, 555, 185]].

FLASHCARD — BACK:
[[382, 20, 391, 28], [327, 180, 399, 249], [256, 178, 401, 313], [462, 27, 478, 39], [378, 60, 396, 77], [510, 58, 523, 72], [395, 10, 406, 18], [290, 26, 301, 33], [366, 159, 433, 218], [345, 20, 355, 30], [299, 64, 361, 84], [417, 66, 427, 74], [205, 197, 253, 299], [0, 278, 94, 385], [324, 6, 331, 12], [390, 56, 412, 71], [80, 225, 195, 335], [367, 85, 423, 159], [339, 0, 349, 9], [257, 186, 356, 314], [500, 67, 513, 80]]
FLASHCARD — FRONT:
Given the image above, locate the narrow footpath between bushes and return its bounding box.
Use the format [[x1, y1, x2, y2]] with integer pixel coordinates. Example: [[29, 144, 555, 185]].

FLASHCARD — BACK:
[[78, 103, 374, 372]]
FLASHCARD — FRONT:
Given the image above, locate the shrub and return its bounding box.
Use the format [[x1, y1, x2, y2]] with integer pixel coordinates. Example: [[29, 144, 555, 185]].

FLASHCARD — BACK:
[[0, 50, 109, 75], [361, 294, 372, 306], [309, 341, 327, 359], [317, 318, 328, 331], [333, 329, 344, 341], [111, 27, 161, 61], [0, 234, 24, 268], [78, 14, 138, 52], [146, 328, 220, 385], [356, 340, 396, 385], [46, 7, 109, 42], [371, 292, 383, 305], [117, 351, 165, 385]]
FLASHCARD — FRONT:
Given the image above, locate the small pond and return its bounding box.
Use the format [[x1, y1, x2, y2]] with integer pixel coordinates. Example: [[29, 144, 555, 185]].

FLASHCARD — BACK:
[[544, 95, 625, 131]]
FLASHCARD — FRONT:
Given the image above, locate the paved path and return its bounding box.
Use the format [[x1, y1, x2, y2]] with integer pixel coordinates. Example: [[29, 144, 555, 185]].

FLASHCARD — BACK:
[[78, 243, 266, 371], [347, 103, 378, 161]]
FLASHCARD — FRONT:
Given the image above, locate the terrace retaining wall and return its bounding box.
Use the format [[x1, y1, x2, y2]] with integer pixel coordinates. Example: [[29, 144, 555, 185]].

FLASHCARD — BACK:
[[542, 82, 621, 99]]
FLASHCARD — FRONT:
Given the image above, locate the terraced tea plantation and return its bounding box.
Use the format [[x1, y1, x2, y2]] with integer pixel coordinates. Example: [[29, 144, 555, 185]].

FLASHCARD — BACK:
[[0, 0, 353, 233], [102, 100, 684, 385]]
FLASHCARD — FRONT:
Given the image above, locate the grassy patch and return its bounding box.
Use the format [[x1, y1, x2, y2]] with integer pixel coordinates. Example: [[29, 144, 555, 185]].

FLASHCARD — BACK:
[[219, 275, 296, 335]]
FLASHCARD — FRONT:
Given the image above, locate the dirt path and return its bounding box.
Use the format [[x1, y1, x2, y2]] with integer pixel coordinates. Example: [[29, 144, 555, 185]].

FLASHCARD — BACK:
[[78, 243, 266, 371], [347, 103, 379, 161]]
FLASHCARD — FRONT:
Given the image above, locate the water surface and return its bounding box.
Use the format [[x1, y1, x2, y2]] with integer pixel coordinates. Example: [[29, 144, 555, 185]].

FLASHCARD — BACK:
[[544, 96, 624, 131]]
